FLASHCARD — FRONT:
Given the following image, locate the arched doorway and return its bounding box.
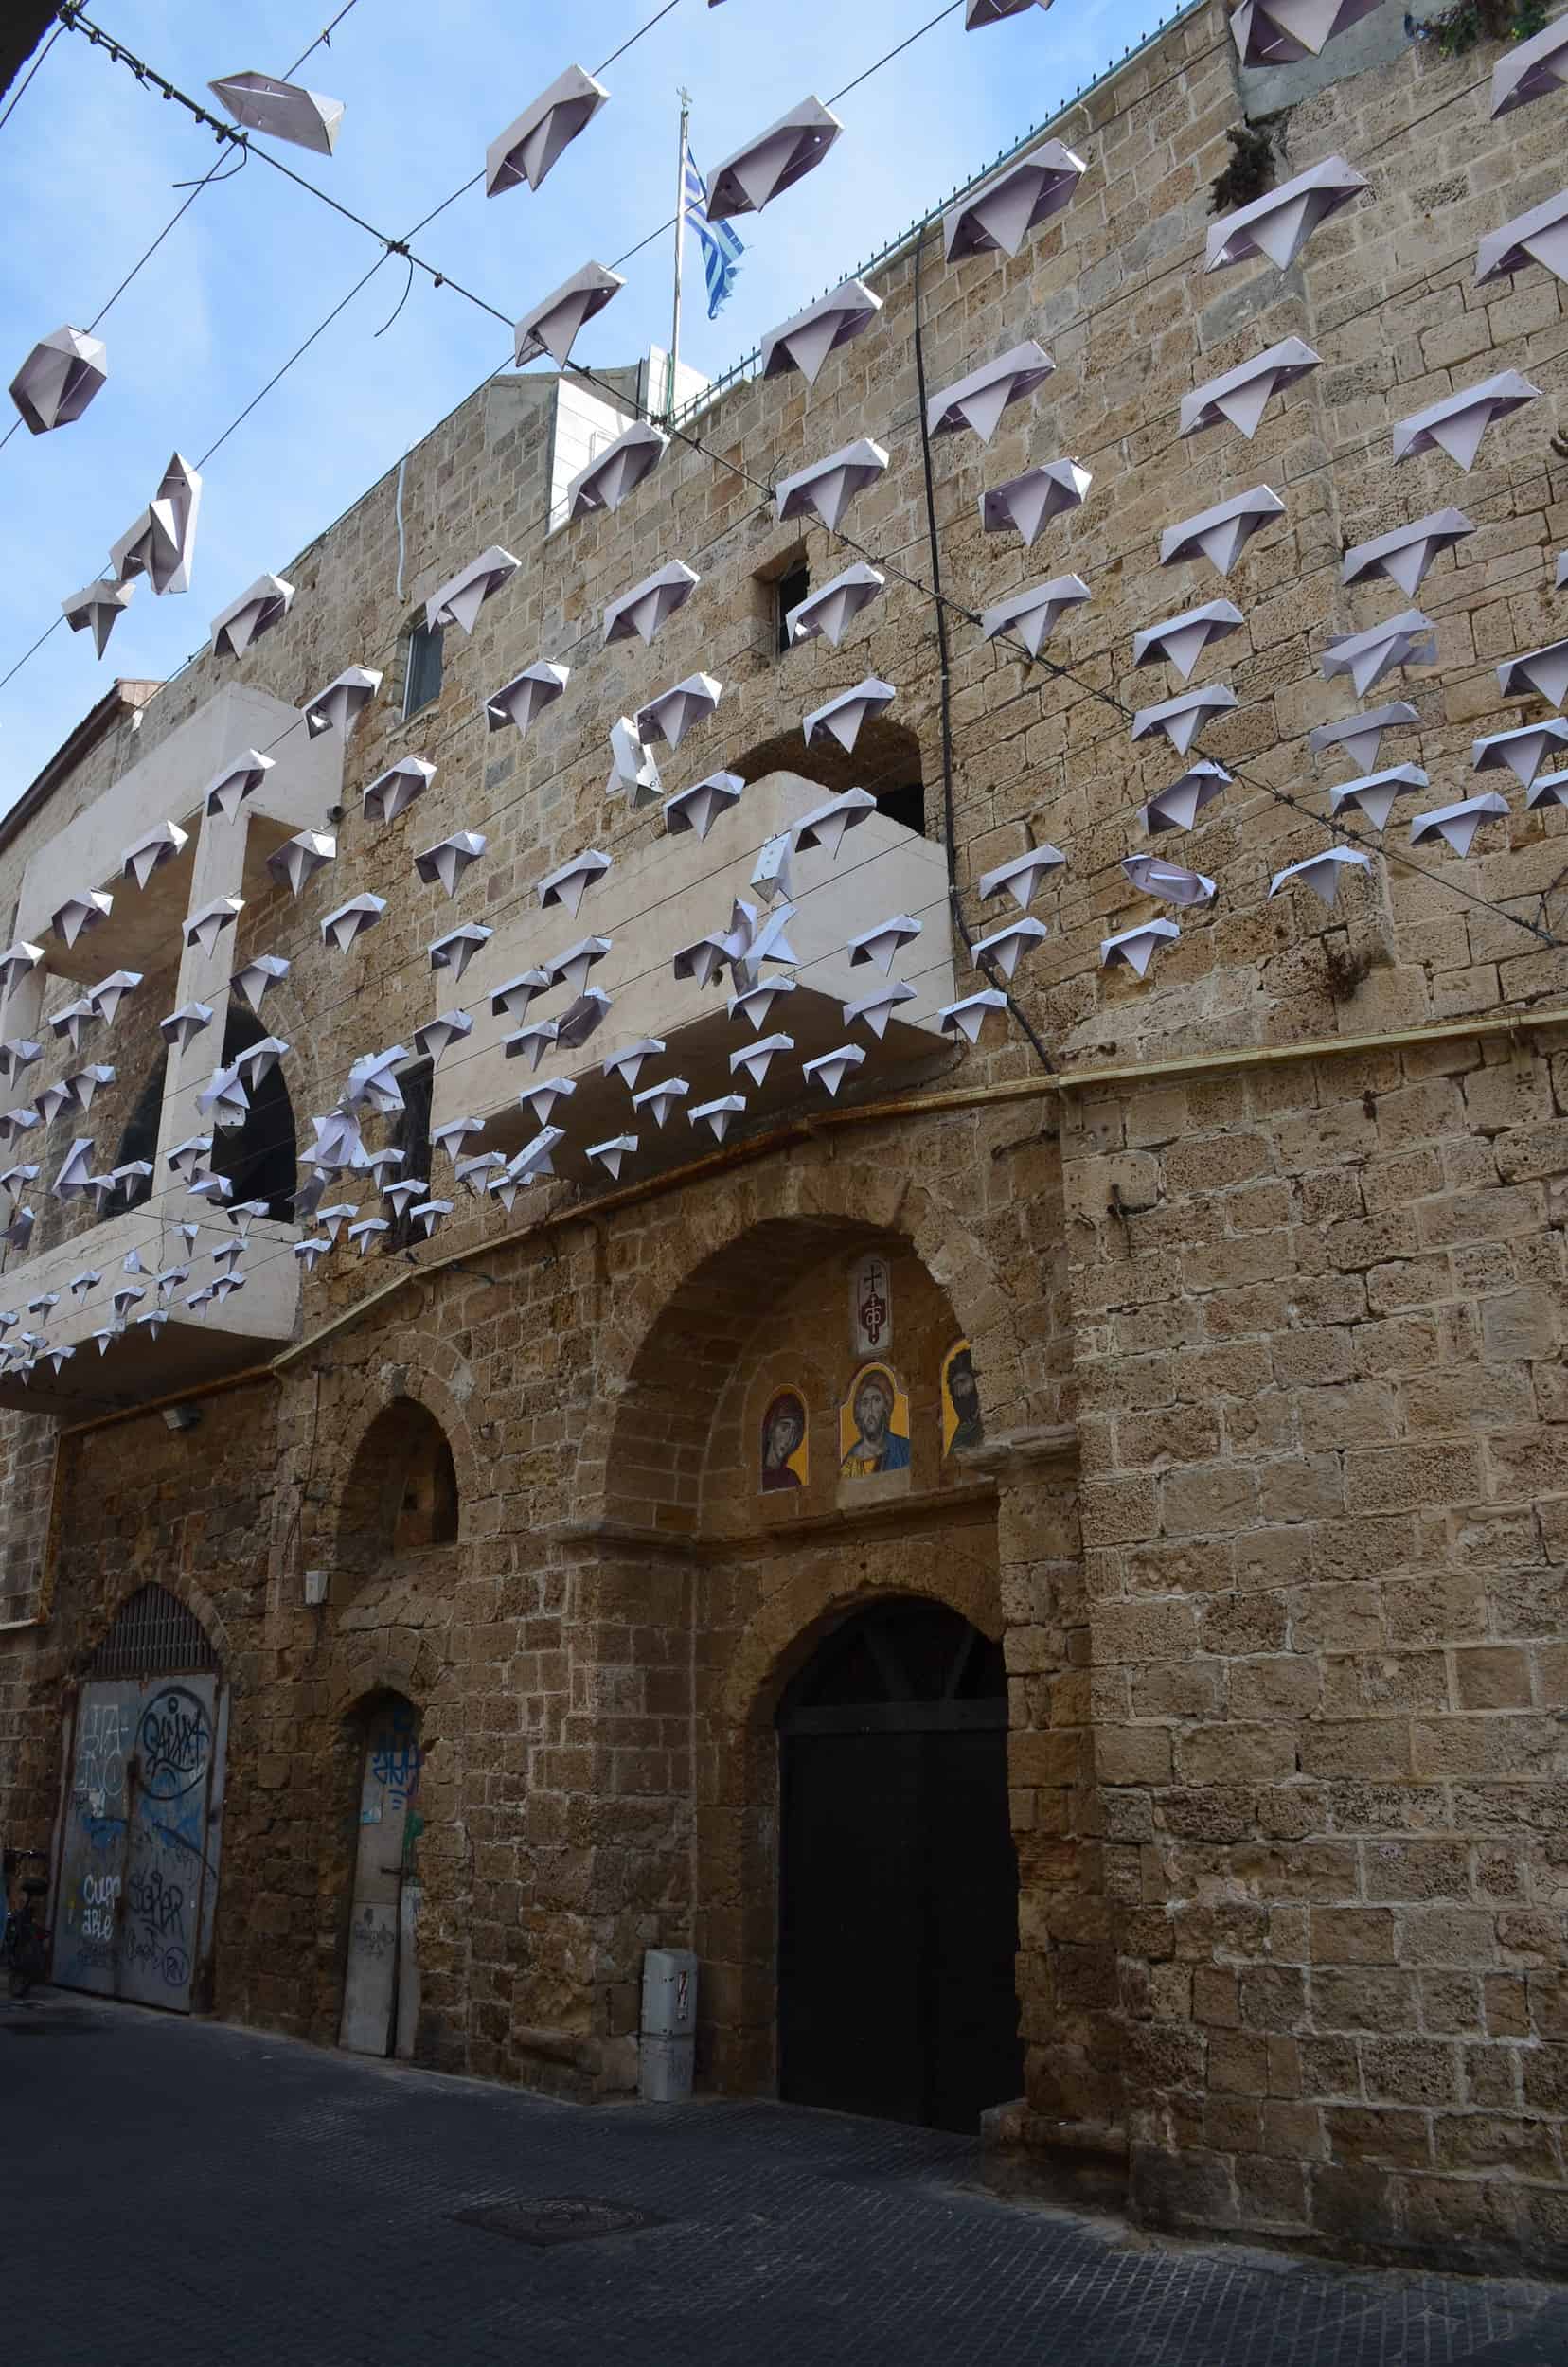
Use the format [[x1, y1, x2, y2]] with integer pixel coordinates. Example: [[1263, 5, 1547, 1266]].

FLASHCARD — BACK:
[[338, 1693, 424, 2058], [52, 1584, 227, 2013], [775, 1597, 1023, 2132]]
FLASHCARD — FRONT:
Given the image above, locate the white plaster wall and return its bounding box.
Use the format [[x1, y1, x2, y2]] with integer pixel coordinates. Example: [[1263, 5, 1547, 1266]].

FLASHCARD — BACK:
[[12, 684, 342, 947]]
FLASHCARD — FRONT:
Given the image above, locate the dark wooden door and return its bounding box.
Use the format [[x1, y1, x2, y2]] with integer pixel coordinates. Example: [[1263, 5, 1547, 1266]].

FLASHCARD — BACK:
[[776, 1600, 1023, 2133]]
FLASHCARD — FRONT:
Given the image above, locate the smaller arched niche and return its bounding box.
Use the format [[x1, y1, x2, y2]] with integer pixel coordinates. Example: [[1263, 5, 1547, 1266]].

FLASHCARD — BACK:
[[337, 1397, 459, 1589]]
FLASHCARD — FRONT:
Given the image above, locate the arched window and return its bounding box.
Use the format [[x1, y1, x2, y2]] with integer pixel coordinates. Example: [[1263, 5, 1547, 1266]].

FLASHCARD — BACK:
[[211, 1004, 296, 1222], [339, 1397, 459, 1574], [732, 717, 926, 836], [88, 1582, 218, 1678]]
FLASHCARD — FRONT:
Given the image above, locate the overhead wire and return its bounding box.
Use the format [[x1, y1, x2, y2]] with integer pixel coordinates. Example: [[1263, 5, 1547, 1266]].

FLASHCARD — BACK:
[[287, 0, 365, 78], [5, 353, 1068, 1307], [0, 0, 1039, 719], [21, 438, 1563, 1318], [0, 0, 701, 691], [363, 0, 699, 265], [24, 858, 971, 1327], [0, 0, 1191, 703], [4, 0, 1565, 1345], [0, 21, 65, 137], [18, 0, 1564, 962], [0, 2, 369, 460], [560, 353, 1564, 953], [2, 781, 977, 1315], [8, 0, 1563, 1313], [0, 172, 1562, 1155]]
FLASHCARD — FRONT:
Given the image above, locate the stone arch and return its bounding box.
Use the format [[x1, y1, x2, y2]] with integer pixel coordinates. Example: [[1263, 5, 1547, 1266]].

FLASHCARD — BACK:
[[731, 718, 930, 835], [573, 1151, 1030, 1531], [549, 1148, 1068, 2112], [72, 1566, 232, 1681], [327, 1648, 439, 1722], [312, 1352, 480, 1578], [718, 1531, 1003, 1736], [336, 1396, 460, 1580]]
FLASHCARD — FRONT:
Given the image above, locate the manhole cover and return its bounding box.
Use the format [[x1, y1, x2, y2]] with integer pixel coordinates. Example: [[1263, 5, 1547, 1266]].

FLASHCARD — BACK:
[[453, 2197, 664, 2249]]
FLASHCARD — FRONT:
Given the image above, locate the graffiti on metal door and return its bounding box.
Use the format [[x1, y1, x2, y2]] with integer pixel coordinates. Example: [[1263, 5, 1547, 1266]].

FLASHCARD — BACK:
[[54, 1672, 223, 2012]]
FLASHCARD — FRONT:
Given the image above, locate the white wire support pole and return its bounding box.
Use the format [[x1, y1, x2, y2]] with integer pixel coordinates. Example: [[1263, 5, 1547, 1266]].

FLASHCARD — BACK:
[[668, 84, 690, 425]]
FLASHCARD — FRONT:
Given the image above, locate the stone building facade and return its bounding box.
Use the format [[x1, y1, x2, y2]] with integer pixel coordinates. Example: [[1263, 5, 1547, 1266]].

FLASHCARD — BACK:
[[0, 0, 1565, 2272]]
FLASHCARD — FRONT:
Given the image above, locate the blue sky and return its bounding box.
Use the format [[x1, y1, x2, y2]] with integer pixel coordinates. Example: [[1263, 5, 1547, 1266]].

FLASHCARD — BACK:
[[0, 0, 1174, 806]]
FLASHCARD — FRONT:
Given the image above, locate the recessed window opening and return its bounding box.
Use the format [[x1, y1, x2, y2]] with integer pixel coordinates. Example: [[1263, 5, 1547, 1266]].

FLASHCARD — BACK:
[[211, 1006, 296, 1223], [402, 618, 443, 721], [395, 1430, 458, 1550], [775, 561, 811, 655], [339, 1397, 461, 1570]]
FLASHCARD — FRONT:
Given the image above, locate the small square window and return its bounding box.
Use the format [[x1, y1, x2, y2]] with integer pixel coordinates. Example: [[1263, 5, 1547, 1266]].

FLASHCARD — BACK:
[[402, 621, 443, 720], [775, 562, 811, 656]]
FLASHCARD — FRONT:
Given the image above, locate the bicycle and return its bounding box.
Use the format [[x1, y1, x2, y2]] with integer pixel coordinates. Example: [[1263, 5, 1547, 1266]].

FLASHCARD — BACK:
[[0, 1849, 49, 1999]]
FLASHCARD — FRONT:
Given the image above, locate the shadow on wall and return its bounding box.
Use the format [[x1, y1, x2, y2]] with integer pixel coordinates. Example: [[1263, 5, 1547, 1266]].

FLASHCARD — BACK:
[[731, 720, 927, 837]]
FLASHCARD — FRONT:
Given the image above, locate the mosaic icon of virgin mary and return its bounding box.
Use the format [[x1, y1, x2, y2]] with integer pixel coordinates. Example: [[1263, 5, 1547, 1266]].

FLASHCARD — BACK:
[[760, 1388, 809, 1491]]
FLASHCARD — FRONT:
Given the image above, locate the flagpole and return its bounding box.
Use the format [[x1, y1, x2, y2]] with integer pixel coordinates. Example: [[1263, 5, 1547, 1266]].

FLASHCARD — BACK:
[[668, 86, 690, 425]]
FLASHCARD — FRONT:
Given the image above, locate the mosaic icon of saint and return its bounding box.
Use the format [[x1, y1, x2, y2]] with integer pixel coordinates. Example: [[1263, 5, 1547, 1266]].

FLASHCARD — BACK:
[[942, 1342, 985, 1454]]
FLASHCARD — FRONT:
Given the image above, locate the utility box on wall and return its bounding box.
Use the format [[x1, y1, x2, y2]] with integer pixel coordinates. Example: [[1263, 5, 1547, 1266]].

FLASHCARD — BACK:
[[639, 1947, 697, 2104]]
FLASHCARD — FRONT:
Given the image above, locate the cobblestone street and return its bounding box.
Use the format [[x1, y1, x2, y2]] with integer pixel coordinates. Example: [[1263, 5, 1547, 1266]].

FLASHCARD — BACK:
[[6, 1993, 1565, 2366]]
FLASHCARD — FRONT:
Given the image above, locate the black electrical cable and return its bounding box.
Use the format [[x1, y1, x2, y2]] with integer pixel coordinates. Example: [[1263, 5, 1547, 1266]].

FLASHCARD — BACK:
[[910, 222, 1056, 1072], [561, 355, 1562, 956], [0, 22, 64, 137], [0, 0, 1201, 695], [6, 4, 1560, 993]]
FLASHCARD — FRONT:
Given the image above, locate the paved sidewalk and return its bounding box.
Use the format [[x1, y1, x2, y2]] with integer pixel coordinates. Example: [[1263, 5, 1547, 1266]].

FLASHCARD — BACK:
[[4, 1990, 1564, 2366]]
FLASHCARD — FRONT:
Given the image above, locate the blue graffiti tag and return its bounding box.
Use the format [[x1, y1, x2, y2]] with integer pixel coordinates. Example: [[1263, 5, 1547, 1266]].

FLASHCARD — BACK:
[[369, 1703, 422, 1807]]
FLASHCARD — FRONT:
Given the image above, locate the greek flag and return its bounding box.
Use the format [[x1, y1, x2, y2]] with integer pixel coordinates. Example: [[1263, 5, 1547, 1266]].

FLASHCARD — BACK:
[[684, 146, 743, 319]]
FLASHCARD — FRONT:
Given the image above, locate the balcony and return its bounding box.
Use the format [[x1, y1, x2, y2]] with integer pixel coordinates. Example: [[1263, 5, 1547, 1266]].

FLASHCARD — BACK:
[[0, 1203, 297, 1415], [0, 683, 342, 1415], [435, 770, 956, 1178], [16, 682, 342, 988]]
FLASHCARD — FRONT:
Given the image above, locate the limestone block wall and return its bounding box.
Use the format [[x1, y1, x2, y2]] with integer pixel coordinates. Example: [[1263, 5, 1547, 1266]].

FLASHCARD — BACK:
[[1067, 1028, 1568, 2265], [3, 3, 1564, 1354], [0, 0, 1560, 2278]]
